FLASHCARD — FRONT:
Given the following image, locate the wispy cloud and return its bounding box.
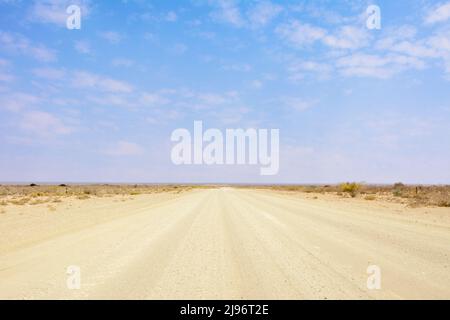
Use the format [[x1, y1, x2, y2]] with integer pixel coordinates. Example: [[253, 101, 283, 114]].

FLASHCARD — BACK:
[[0, 31, 56, 62], [287, 60, 332, 81], [276, 21, 326, 47], [322, 26, 369, 50], [19, 110, 73, 136], [165, 11, 177, 22], [424, 2, 450, 24], [0, 58, 15, 82], [0, 92, 41, 112], [99, 31, 122, 44], [111, 58, 135, 67], [282, 97, 318, 112], [210, 0, 244, 27], [27, 0, 90, 27], [74, 40, 91, 54], [276, 21, 369, 50], [104, 141, 145, 156], [71, 71, 134, 93], [247, 1, 283, 28], [336, 53, 425, 79], [32, 67, 65, 80]]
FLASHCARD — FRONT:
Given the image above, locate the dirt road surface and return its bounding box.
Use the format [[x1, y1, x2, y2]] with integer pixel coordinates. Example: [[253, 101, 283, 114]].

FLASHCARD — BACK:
[[1, 188, 449, 299]]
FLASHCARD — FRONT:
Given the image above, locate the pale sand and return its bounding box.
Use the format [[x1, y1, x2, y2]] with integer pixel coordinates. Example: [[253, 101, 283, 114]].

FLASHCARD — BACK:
[[0, 188, 449, 299]]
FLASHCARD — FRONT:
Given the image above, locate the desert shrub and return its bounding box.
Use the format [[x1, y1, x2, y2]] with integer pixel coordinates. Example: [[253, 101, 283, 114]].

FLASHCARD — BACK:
[[438, 201, 450, 207], [31, 192, 44, 198], [393, 190, 403, 197], [394, 182, 405, 189], [340, 183, 360, 197], [365, 195, 376, 201]]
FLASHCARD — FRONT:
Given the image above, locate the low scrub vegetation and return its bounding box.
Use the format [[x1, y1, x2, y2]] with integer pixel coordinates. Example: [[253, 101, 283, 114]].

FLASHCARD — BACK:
[[340, 183, 361, 197], [251, 183, 450, 208], [0, 184, 197, 207]]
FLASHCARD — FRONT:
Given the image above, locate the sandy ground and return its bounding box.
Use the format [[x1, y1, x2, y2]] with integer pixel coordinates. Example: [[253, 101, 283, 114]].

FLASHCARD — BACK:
[[0, 188, 449, 300]]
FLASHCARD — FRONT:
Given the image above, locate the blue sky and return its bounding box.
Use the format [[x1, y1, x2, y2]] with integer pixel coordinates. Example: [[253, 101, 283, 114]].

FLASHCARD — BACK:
[[0, 0, 450, 184]]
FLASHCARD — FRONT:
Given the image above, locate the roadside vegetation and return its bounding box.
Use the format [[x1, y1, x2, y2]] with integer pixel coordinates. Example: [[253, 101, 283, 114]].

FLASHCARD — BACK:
[[0, 184, 200, 208], [251, 183, 450, 208]]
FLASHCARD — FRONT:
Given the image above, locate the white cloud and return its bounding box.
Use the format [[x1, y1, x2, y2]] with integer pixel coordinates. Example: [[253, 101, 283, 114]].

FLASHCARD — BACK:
[[27, 0, 90, 27], [19, 110, 73, 136], [248, 1, 283, 28], [104, 141, 145, 156], [250, 79, 263, 89], [197, 92, 228, 106], [0, 72, 14, 82], [72, 71, 134, 93], [88, 94, 134, 108], [276, 21, 326, 47], [277, 22, 368, 50], [389, 40, 439, 58], [28, 0, 68, 26], [166, 11, 177, 22], [99, 31, 122, 44], [211, 0, 244, 27], [287, 60, 332, 81], [0, 92, 41, 112], [424, 2, 450, 24], [0, 58, 14, 82], [32, 67, 65, 80], [375, 27, 450, 76], [0, 58, 10, 68], [336, 53, 425, 79], [111, 58, 135, 67], [323, 26, 369, 50], [74, 40, 91, 54], [376, 33, 440, 59], [282, 97, 318, 112], [222, 63, 252, 72], [0, 31, 56, 62], [139, 93, 170, 107], [276, 18, 450, 80]]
